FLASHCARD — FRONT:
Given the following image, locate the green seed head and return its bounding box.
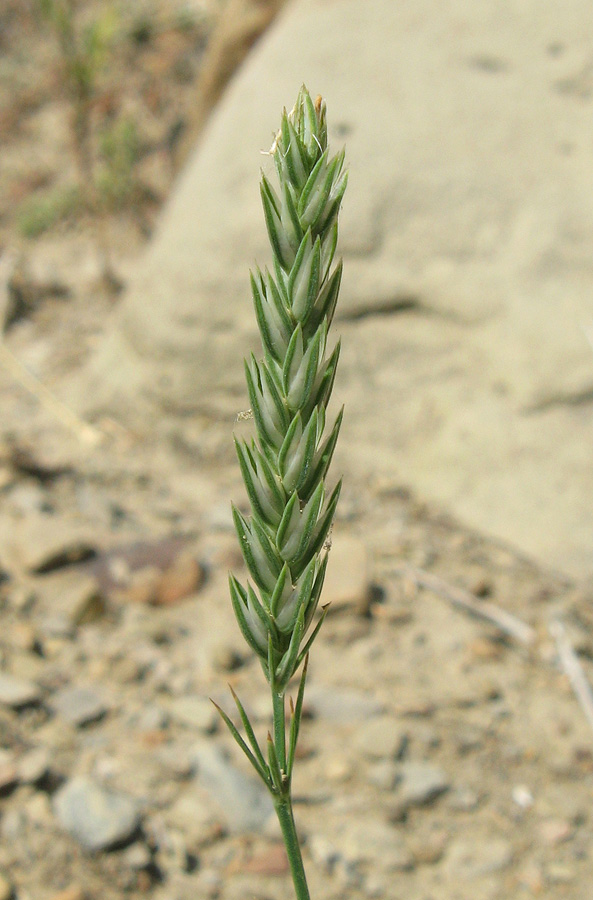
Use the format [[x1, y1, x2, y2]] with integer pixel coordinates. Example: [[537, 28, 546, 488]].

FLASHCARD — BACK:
[[231, 86, 347, 691]]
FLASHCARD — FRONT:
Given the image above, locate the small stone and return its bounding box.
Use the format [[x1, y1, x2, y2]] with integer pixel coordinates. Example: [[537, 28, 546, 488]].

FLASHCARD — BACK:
[[409, 829, 448, 865], [0, 873, 14, 900], [17, 747, 51, 784], [9, 621, 39, 652], [9, 516, 96, 574], [121, 842, 152, 870], [53, 776, 140, 851], [353, 716, 408, 760], [154, 552, 205, 606], [517, 861, 544, 893], [190, 741, 273, 833], [367, 760, 398, 791], [57, 576, 107, 626], [340, 818, 414, 872], [48, 888, 85, 900], [538, 817, 573, 846], [157, 745, 195, 780], [546, 863, 574, 884], [444, 837, 513, 879], [306, 684, 385, 722], [135, 704, 170, 731], [24, 791, 52, 825], [240, 843, 289, 876], [395, 761, 450, 810], [1, 809, 26, 841], [210, 643, 244, 672], [168, 696, 218, 732], [0, 672, 41, 708], [512, 784, 534, 809], [0, 751, 18, 794], [468, 636, 504, 661], [117, 566, 161, 605], [324, 755, 353, 783], [50, 685, 108, 727], [322, 535, 373, 615], [447, 786, 480, 812], [308, 834, 341, 872]]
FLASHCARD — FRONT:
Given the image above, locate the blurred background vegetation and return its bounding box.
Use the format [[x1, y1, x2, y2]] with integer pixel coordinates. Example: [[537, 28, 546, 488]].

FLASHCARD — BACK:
[[0, 0, 285, 253]]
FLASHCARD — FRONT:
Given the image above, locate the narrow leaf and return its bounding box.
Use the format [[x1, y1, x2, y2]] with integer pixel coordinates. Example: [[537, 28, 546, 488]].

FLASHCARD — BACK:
[[296, 604, 330, 668], [287, 654, 309, 778], [230, 686, 269, 774], [212, 700, 271, 786], [300, 479, 342, 566]]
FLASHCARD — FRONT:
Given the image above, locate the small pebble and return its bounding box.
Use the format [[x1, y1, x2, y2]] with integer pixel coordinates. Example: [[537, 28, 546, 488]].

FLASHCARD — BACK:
[[121, 842, 152, 870], [53, 776, 140, 851], [190, 741, 273, 833], [48, 888, 85, 900], [0, 750, 18, 794], [50, 686, 108, 727], [396, 761, 450, 808], [353, 716, 408, 760], [538, 817, 573, 846], [444, 837, 513, 879], [0, 673, 41, 708], [168, 696, 217, 732]]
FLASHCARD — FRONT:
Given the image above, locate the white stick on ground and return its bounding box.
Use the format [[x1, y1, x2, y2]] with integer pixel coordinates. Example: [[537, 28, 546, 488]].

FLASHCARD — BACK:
[[0, 342, 103, 447], [550, 619, 593, 736], [401, 565, 537, 647]]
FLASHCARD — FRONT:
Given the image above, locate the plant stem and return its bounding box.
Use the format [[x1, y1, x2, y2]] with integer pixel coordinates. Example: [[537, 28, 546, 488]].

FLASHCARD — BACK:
[[272, 688, 286, 771], [274, 793, 311, 900], [271, 686, 310, 898]]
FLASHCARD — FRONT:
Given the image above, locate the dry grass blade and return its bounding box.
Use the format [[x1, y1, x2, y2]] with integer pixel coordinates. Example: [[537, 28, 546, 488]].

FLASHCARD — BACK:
[[402, 565, 536, 647], [550, 619, 593, 736]]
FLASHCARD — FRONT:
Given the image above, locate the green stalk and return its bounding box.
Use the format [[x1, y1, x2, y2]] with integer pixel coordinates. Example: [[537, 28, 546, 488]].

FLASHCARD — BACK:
[[216, 86, 348, 900], [272, 684, 310, 898], [274, 793, 311, 900], [272, 688, 287, 773]]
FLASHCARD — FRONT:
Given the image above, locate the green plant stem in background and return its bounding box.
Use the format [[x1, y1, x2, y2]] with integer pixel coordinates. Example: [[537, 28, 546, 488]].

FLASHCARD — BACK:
[[216, 87, 347, 900]]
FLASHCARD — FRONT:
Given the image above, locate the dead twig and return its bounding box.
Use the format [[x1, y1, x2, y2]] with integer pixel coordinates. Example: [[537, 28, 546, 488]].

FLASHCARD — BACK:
[[401, 565, 537, 647], [0, 341, 103, 447], [550, 619, 593, 736]]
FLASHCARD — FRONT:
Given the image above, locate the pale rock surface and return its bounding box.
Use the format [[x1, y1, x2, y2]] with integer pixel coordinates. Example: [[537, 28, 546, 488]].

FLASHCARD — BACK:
[[78, 0, 593, 576], [0, 673, 41, 709], [53, 776, 141, 851]]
